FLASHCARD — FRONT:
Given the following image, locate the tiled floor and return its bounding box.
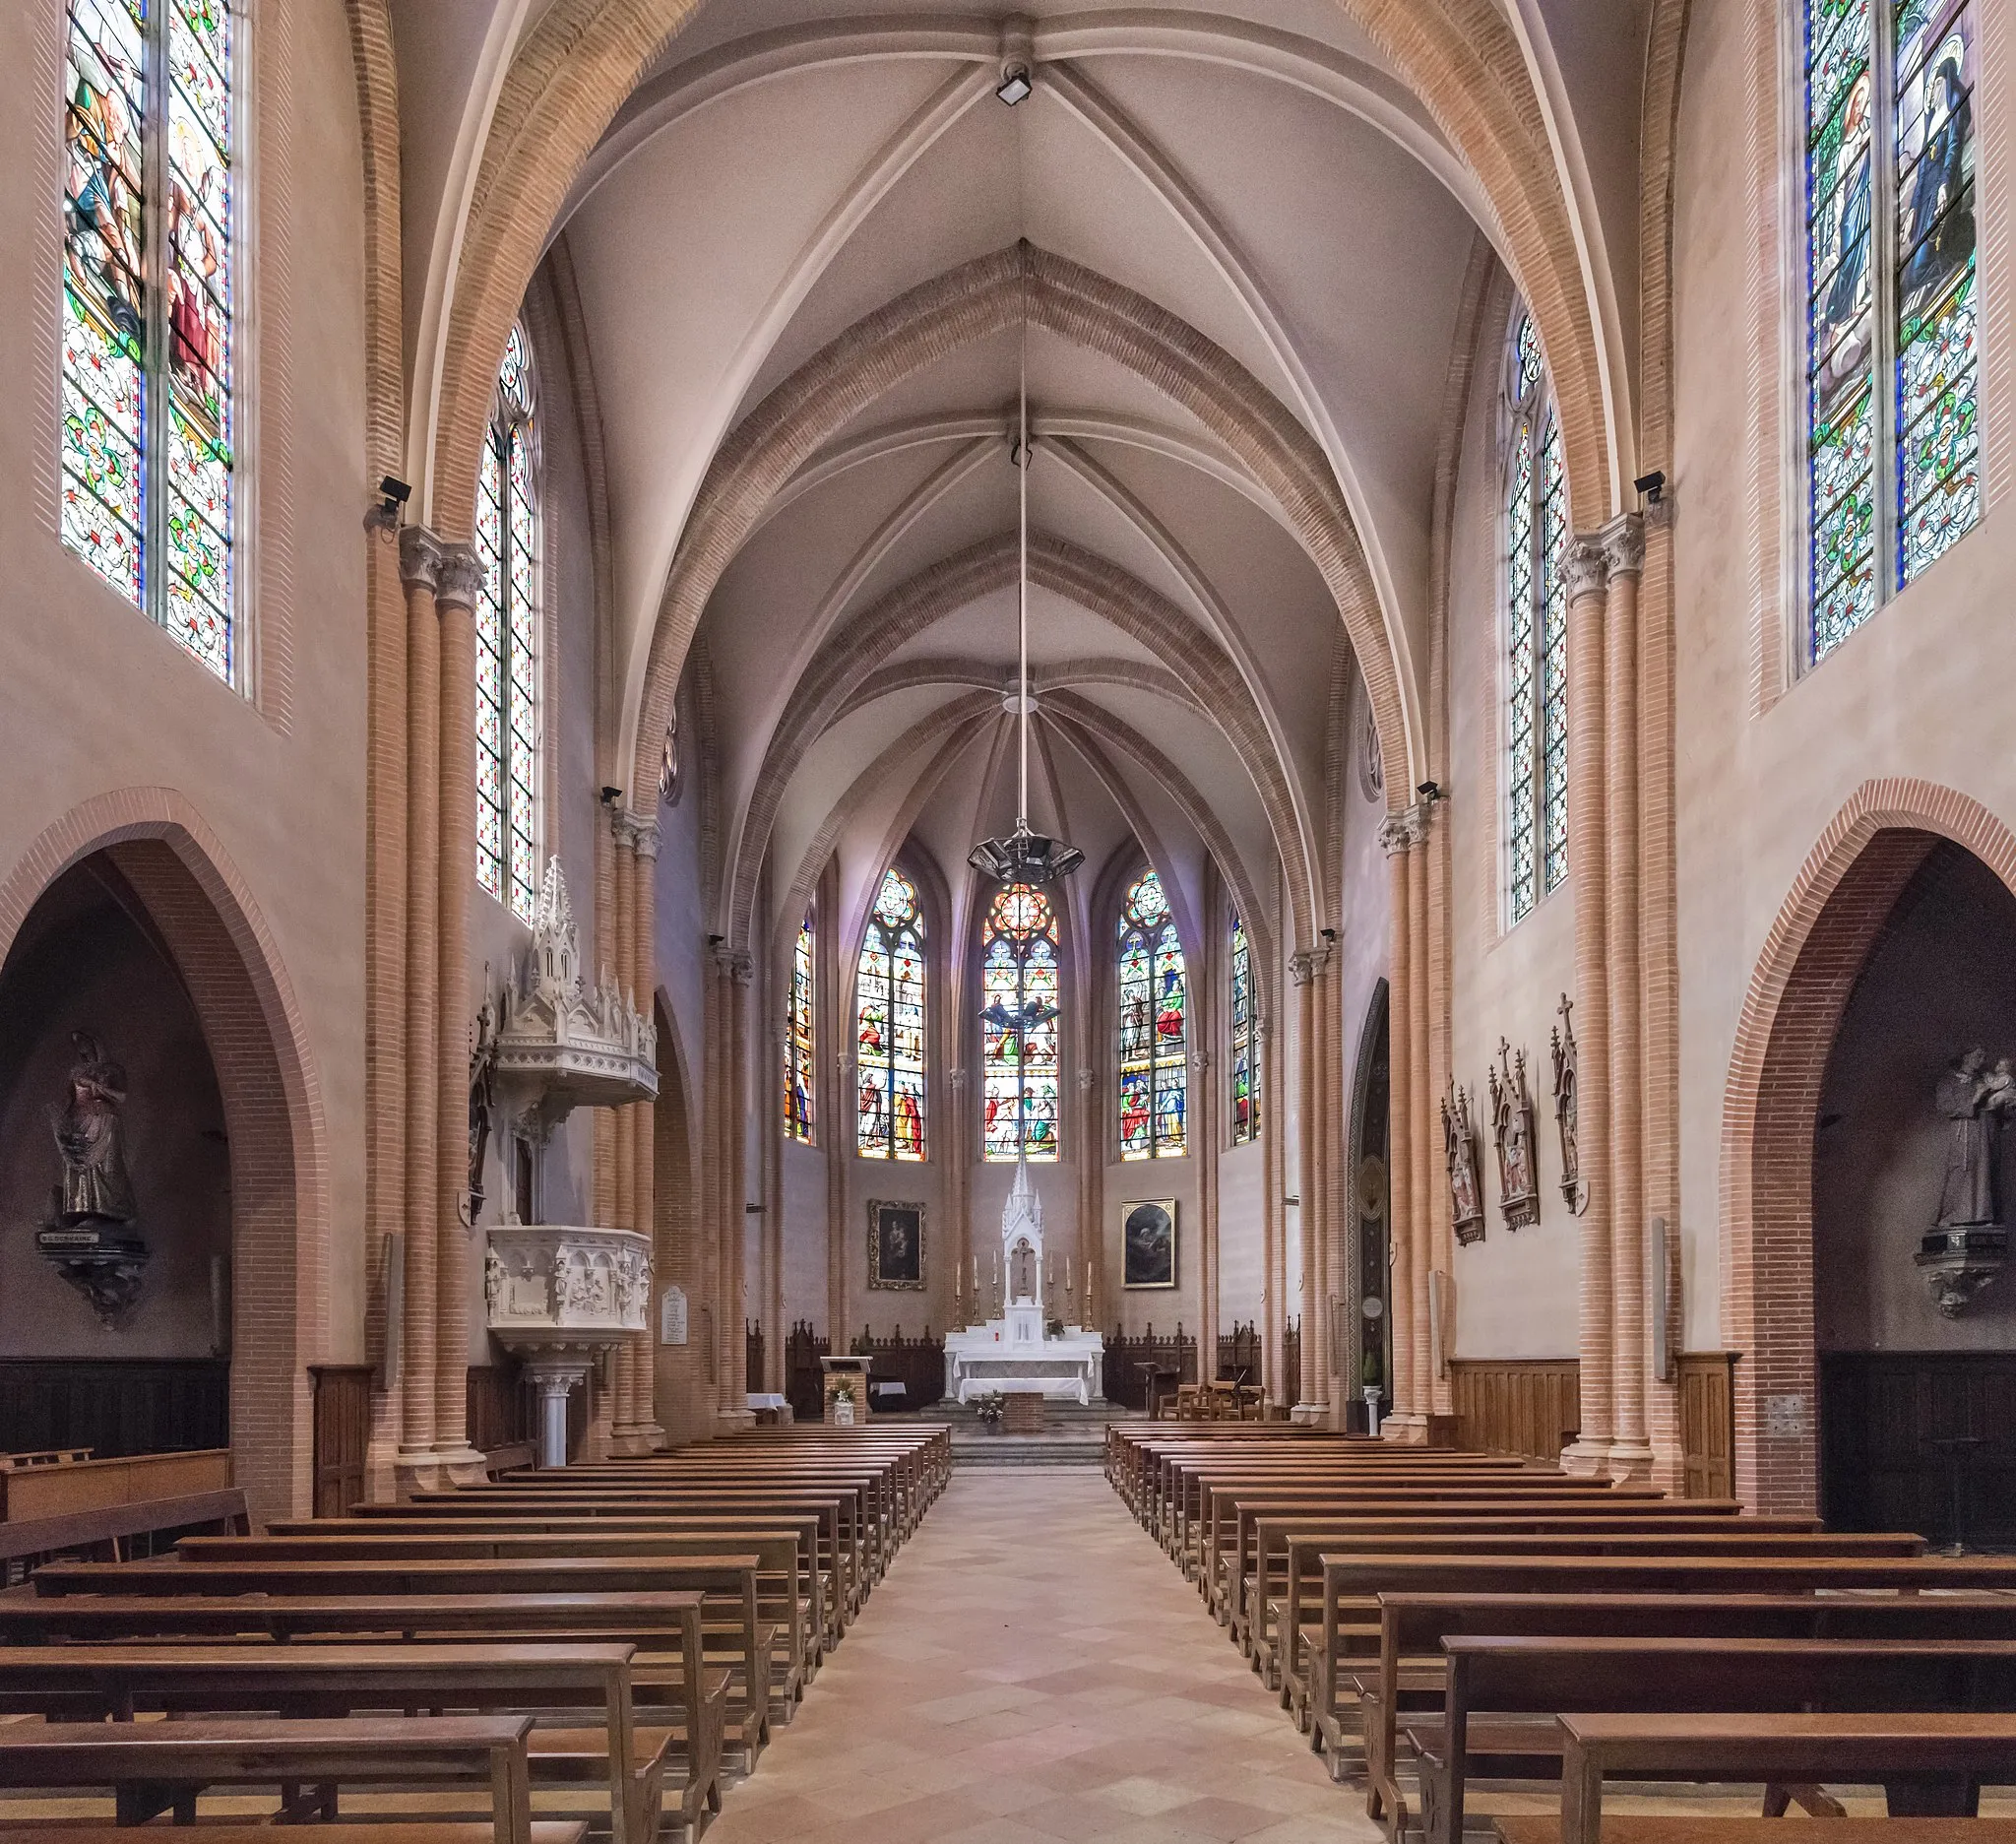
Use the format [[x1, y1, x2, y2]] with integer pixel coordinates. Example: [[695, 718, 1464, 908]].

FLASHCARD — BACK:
[[711, 1464, 1380, 1844]]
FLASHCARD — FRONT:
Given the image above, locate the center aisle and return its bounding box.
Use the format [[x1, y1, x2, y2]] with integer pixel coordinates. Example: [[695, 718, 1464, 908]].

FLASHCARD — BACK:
[[710, 1463, 1377, 1844]]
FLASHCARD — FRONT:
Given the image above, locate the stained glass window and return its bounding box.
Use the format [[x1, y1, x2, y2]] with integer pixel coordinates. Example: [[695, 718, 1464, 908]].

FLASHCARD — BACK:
[[63, 0, 238, 680], [1802, 0, 1979, 663], [1118, 870, 1186, 1160], [1503, 310, 1569, 925], [475, 324, 540, 922], [857, 869, 925, 1161], [980, 882, 1060, 1161], [785, 909, 816, 1144], [1228, 909, 1258, 1146]]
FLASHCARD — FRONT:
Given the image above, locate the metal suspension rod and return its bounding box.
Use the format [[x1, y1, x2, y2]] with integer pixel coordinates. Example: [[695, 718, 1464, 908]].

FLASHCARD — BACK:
[[1017, 324, 1030, 833]]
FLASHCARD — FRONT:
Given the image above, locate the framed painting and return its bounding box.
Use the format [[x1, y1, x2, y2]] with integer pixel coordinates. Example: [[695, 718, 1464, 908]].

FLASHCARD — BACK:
[[1122, 1198, 1177, 1289], [867, 1198, 925, 1290]]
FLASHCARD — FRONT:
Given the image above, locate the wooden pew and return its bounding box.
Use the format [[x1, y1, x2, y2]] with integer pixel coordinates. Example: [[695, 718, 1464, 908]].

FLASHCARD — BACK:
[[1550, 1711, 2016, 1844], [0, 1713, 536, 1840], [1274, 1530, 1926, 1711], [1498, 1818, 2016, 1844], [32, 1552, 773, 1774], [1417, 1635, 2016, 1844], [1310, 1553, 2016, 1767], [0, 1641, 675, 1844], [0, 1488, 249, 1582], [1355, 1591, 2016, 1818], [0, 1591, 724, 1837]]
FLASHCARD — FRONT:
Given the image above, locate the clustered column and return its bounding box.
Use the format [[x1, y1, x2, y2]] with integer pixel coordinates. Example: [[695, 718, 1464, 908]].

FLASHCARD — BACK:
[[1290, 941, 1338, 1418], [609, 809, 663, 1453], [712, 947, 755, 1426], [1377, 801, 1435, 1439]]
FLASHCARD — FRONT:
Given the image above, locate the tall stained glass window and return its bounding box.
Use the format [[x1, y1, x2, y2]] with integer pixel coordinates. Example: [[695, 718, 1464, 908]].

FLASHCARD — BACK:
[[981, 883, 1060, 1161], [1118, 870, 1187, 1160], [1228, 909, 1259, 1146], [785, 908, 815, 1144], [857, 869, 925, 1161], [1803, 0, 1979, 663], [1503, 309, 1569, 925], [475, 324, 540, 922], [63, 0, 238, 680]]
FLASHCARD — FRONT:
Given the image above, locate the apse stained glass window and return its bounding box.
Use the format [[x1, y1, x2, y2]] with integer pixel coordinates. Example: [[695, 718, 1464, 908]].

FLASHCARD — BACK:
[[785, 909, 816, 1143], [1228, 909, 1258, 1146], [63, 0, 238, 681], [1118, 870, 1186, 1161], [475, 324, 540, 922], [857, 869, 925, 1161], [1802, 0, 1979, 663], [1503, 309, 1569, 926], [980, 883, 1060, 1162]]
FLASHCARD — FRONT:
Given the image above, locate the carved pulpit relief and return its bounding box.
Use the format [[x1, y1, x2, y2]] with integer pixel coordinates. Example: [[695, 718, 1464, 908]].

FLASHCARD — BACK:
[[1488, 1037, 1541, 1231], [1549, 993, 1585, 1214], [1442, 1079, 1486, 1246]]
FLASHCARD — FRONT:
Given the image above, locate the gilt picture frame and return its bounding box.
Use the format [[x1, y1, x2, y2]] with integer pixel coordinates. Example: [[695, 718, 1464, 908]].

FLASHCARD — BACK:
[[867, 1198, 925, 1290], [1122, 1198, 1177, 1289]]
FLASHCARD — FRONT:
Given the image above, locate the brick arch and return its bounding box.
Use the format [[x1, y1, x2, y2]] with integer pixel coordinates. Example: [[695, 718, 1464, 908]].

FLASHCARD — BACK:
[[0, 791, 329, 1523], [1720, 780, 2016, 1514], [424, 0, 1612, 556]]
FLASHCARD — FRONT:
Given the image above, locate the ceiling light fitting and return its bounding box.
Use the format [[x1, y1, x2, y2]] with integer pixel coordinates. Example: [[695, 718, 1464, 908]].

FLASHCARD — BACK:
[[968, 313, 1082, 889], [996, 62, 1032, 105]]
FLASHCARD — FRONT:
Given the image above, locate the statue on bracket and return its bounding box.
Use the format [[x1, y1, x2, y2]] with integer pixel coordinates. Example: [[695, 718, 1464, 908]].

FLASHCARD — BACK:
[[1916, 1048, 2015, 1315], [1549, 994, 1586, 1214], [1441, 1079, 1485, 1246], [1488, 1037, 1541, 1230], [38, 1032, 150, 1327]]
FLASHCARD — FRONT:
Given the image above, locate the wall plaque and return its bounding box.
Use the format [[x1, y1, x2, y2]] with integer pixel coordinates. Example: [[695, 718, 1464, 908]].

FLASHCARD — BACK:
[[660, 1284, 689, 1346]]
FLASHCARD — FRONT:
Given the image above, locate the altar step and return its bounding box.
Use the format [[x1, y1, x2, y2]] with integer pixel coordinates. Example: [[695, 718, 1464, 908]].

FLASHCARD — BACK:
[[922, 1399, 1141, 1467]]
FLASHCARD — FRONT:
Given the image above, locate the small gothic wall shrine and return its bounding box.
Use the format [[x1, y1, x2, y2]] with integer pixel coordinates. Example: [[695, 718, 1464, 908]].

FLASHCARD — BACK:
[[1442, 1079, 1485, 1245], [1488, 1037, 1541, 1230], [38, 1031, 150, 1326]]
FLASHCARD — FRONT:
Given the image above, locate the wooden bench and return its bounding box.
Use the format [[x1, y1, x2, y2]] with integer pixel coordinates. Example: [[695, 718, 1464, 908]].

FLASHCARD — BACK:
[[1551, 1710, 2016, 1844], [1354, 1590, 2016, 1819], [0, 1713, 536, 1840], [1497, 1819, 2016, 1844], [1415, 1635, 2016, 1844], [0, 1487, 249, 1582], [0, 1641, 679, 1844]]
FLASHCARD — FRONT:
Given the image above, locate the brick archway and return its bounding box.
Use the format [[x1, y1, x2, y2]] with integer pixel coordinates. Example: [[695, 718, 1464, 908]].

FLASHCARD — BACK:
[[1721, 780, 2016, 1513], [0, 791, 329, 1523]]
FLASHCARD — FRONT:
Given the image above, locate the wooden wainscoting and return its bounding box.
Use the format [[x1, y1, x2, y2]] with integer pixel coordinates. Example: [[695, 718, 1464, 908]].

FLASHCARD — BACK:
[[1448, 1359, 1580, 1461], [308, 1366, 371, 1517], [1821, 1350, 2016, 1545], [1676, 1351, 1736, 1499], [0, 1360, 227, 1461]]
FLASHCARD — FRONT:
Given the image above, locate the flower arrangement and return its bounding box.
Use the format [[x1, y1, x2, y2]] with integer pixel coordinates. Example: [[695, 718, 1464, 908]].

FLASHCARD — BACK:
[[973, 1390, 1005, 1430]]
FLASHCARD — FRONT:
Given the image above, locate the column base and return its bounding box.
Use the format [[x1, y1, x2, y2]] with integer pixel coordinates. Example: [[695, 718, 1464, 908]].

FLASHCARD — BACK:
[[607, 1426, 660, 1456], [1290, 1403, 1331, 1428], [1560, 1436, 1612, 1477], [1380, 1413, 1430, 1446], [716, 1406, 757, 1433], [429, 1444, 492, 1486], [1606, 1440, 1655, 1486]]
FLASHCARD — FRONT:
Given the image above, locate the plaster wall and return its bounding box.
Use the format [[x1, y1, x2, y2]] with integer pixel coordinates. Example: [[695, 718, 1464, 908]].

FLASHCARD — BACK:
[[1670, 0, 2016, 1353], [0, 0, 368, 1361], [779, 1138, 828, 1333], [1443, 288, 1583, 1360], [1218, 1139, 1267, 1332]]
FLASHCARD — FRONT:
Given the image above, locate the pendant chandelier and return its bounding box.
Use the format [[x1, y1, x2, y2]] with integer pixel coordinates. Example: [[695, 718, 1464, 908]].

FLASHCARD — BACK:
[[968, 325, 1083, 888]]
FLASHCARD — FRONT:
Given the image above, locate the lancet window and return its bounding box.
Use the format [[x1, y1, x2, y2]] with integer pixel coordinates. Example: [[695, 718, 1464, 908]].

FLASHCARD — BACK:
[[475, 323, 540, 922], [1503, 308, 1569, 925], [62, 0, 238, 680], [857, 869, 925, 1161], [1118, 870, 1187, 1160], [785, 908, 815, 1144], [1803, 0, 1980, 661], [1228, 909, 1258, 1146], [981, 883, 1060, 1162]]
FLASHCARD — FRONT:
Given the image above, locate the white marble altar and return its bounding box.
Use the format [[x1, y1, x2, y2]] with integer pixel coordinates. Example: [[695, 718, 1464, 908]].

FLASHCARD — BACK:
[[943, 1158, 1103, 1404]]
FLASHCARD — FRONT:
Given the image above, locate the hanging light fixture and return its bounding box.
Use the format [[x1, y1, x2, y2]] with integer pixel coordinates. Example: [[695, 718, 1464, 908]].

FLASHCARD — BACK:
[[968, 320, 1083, 887]]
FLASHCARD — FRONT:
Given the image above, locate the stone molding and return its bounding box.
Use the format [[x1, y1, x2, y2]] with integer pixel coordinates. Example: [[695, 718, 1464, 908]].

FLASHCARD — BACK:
[[397, 525, 445, 594], [1601, 511, 1646, 579], [1378, 803, 1430, 857], [434, 544, 485, 612], [1563, 537, 1608, 604]]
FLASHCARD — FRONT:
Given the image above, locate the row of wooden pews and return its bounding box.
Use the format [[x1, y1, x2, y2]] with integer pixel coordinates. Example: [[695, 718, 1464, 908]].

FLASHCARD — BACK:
[[0, 1424, 948, 1842], [1105, 1423, 2016, 1844]]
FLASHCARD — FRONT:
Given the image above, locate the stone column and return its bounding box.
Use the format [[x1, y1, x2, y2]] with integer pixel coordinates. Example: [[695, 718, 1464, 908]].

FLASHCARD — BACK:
[[718, 947, 756, 1428], [1256, 1011, 1282, 1403], [1378, 806, 1426, 1439], [1561, 537, 1614, 1475], [396, 527, 443, 1470], [1601, 516, 1652, 1482], [632, 818, 665, 1444], [605, 815, 644, 1453], [1290, 942, 1332, 1422], [611, 813, 662, 1453], [1194, 1043, 1219, 1373], [432, 543, 485, 1475]]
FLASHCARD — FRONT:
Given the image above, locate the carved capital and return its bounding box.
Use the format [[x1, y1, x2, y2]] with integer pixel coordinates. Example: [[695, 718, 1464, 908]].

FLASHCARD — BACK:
[[1076, 1067, 1096, 1092], [1289, 942, 1332, 986], [398, 524, 446, 594], [1563, 537, 1608, 604], [1600, 512, 1646, 580], [629, 818, 662, 862], [714, 946, 754, 986], [435, 543, 485, 612], [1378, 803, 1429, 857]]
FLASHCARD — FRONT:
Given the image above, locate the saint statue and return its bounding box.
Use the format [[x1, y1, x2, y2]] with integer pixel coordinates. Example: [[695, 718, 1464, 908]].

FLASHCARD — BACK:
[[1934, 1049, 2015, 1229], [49, 1031, 137, 1226]]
